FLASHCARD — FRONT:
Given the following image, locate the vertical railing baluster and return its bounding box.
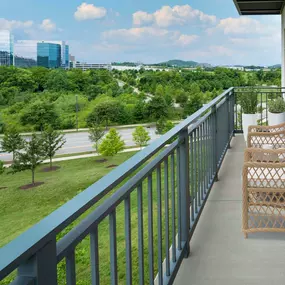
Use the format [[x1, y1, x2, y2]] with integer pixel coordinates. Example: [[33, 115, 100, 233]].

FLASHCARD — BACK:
[[66, 251, 76, 285], [197, 126, 201, 206], [109, 211, 118, 285], [147, 174, 154, 285], [211, 104, 218, 181], [157, 166, 163, 285], [137, 183, 144, 285], [170, 153, 177, 261], [208, 117, 211, 186], [190, 132, 194, 223], [179, 128, 190, 257], [124, 197, 132, 285], [265, 92, 268, 125], [90, 226, 100, 285], [203, 122, 207, 195], [193, 130, 198, 214], [201, 123, 205, 196], [260, 91, 263, 125], [164, 158, 170, 276], [176, 148, 182, 249]]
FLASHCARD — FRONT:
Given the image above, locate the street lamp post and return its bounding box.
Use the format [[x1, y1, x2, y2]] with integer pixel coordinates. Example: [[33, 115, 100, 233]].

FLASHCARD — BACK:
[[75, 95, 79, 132]]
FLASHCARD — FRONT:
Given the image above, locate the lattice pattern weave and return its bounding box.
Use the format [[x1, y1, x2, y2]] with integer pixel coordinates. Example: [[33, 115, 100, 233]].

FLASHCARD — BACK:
[[242, 148, 285, 237]]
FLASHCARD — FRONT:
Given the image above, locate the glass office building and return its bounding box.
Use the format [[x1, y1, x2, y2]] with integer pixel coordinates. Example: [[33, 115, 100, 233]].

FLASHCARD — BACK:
[[65, 45, 69, 68], [0, 30, 14, 66], [37, 42, 61, 68]]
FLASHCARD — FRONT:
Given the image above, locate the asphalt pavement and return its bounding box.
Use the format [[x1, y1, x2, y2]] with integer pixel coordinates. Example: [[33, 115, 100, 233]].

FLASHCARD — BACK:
[[0, 126, 159, 162]]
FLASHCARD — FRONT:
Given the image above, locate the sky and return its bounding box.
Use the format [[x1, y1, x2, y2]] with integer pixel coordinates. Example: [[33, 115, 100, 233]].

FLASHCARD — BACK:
[[0, 0, 282, 65]]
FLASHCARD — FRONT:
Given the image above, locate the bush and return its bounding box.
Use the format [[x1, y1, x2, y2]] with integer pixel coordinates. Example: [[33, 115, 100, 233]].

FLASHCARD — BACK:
[[238, 89, 258, 114], [99, 128, 125, 157], [268, 97, 285, 113]]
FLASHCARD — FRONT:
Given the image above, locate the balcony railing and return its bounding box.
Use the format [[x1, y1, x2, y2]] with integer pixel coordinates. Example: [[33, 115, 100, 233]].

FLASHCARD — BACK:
[[0, 87, 283, 285]]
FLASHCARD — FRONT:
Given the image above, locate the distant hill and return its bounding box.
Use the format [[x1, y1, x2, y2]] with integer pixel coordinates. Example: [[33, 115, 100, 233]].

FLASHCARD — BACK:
[[269, 64, 281, 69], [151, 59, 211, 68]]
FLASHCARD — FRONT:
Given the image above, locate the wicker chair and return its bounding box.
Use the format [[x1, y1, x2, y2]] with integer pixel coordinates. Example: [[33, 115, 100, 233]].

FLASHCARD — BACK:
[[247, 123, 285, 149], [242, 148, 285, 238]]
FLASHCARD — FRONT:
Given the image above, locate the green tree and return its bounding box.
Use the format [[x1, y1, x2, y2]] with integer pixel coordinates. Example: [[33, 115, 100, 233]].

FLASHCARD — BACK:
[[132, 126, 150, 148], [21, 101, 59, 131], [133, 100, 146, 122], [45, 69, 70, 92], [99, 128, 125, 157], [87, 100, 126, 127], [31, 67, 49, 92], [156, 119, 175, 135], [12, 134, 45, 185], [147, 96, 169, 120], [183, 93, 203, 117], [88, 123, 105, 153], [1, 128, 24, 161], [42, 126, 66, 170]]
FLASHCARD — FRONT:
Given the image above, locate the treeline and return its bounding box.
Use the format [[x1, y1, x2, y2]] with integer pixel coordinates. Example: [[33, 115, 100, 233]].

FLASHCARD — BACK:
[[0, 66, 281, 133]]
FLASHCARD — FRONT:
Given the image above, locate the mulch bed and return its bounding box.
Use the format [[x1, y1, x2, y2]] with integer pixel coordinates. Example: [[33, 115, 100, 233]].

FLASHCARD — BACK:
[[106, 164, 118, 168], [41, 166, 61, 172], [20, 182, 45, 190], [96, 158, 108, 163]]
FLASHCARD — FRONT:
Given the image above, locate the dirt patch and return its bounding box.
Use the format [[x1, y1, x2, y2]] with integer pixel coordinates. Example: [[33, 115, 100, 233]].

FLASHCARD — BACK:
[[41, 166, 61, 172], [96, 158, 108, 163], [106, 164, 118, 168], [20, 182, 45, 190], [0, 187, 7, 190]]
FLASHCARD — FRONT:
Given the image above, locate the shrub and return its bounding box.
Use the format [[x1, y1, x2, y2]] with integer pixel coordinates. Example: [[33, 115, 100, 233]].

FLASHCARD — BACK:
[[238, 89, 258, 114], [268, 97, 285, 113]]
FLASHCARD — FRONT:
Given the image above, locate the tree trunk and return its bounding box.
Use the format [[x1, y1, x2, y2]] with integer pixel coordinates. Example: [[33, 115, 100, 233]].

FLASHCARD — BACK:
[[32, 168, 35, 185], [50, 157, 52, 170]]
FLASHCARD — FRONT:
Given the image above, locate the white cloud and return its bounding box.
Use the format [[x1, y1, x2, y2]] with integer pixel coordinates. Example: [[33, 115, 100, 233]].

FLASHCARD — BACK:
[[102, 27, 198, 49], [207, 17, 278, 36], [176, 34, 199, 47], [133, 11, 154, 26], [0, 18, 33, 31], [74, 3, 107, 21], [133, 5, 217, 27], [102, 27, 171, 43], [40, 19, 56, 32]]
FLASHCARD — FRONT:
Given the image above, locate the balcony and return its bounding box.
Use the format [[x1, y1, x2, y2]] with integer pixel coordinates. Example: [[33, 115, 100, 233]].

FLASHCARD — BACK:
[[0, 87, 284, 285], [174, 135, 285, 284]]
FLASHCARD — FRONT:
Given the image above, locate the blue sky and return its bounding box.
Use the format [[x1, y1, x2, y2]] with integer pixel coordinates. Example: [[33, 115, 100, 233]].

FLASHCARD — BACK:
[[0, 0, 282, 65]]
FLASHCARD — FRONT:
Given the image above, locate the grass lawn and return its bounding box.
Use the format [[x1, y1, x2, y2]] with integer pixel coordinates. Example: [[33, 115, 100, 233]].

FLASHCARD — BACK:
[[0, 151, 179, 285]]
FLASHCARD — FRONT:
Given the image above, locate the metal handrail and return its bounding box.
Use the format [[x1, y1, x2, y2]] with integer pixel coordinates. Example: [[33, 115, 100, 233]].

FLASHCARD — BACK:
[[0, 87, 234, 280]]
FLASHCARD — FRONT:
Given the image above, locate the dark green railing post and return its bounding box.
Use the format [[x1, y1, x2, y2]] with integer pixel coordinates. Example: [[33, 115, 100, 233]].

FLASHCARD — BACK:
[[17, 239, 58, 285], [179, 128, 190, 258], [211, 105, 218, 181], [226, 91, 231, 148]]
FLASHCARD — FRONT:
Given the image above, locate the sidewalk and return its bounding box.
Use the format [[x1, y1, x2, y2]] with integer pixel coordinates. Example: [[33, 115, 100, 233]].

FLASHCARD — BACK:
[[4, 147, 143, 168]]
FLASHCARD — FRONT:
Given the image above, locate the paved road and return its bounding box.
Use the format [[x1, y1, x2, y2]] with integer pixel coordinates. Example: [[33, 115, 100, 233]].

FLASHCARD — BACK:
[[0, 127, 159, 162]]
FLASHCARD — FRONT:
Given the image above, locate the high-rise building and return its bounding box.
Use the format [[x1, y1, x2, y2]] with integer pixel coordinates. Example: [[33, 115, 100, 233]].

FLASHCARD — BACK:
[[14, 40, 70, 68], [0, 30, 14, 66], [37, 42, 61, 68]]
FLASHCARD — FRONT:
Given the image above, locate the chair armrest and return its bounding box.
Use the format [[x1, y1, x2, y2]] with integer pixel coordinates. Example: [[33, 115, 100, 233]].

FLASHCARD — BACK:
[[244, 147, 285, 163], [247, 131, 285, 148], [248, 122, 285, 133]]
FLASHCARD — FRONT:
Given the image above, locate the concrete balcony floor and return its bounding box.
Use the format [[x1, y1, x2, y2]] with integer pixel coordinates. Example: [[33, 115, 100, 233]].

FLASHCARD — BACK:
[[174, 135, 285, 285]]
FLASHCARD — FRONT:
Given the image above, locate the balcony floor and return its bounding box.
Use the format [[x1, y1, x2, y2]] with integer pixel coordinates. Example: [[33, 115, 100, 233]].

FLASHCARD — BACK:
[[174, 135, 285, 285]]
